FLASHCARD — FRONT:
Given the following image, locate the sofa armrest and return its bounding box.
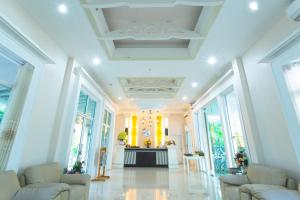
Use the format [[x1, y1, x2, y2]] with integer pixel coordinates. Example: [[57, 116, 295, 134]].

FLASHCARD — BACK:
[[287, 178, 298, 190], [220, 175, 249, 186], [13, 183, 70, 200], [61, 174, 91, 186]]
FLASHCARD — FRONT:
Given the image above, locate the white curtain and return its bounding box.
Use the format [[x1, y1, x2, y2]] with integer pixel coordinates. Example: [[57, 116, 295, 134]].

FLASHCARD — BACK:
[[0, 63, 33, 170], [283, 62, 300, 122]]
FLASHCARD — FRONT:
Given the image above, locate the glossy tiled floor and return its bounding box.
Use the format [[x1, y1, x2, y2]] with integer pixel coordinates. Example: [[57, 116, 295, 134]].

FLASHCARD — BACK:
[[89, 166, 222, 200]]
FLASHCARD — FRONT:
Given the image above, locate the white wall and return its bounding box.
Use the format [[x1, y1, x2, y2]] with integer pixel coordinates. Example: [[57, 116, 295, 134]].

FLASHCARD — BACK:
[[0, 0, 68, 171], [242, 15, 300, 179]]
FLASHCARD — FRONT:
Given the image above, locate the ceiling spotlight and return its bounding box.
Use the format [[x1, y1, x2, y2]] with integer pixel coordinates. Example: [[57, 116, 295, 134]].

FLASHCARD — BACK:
[[182, 96, 187, 101], [58, 3, 68, 14], [208, 56, 217, 65], [118, 96, 122, 100], [93, 57, 101, 65], [192, 82, 198, 88], [249, 1, 259, 12]]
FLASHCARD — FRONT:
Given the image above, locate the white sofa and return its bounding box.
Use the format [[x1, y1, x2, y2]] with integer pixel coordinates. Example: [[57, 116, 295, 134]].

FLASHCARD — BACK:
[[240, 184, 300, 200], [22, 162, 91, 200], [220, 164, 297, 200], [0, 170, 69, 200]]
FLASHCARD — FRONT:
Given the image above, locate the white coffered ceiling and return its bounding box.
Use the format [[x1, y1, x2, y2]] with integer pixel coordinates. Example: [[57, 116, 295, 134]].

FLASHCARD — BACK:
[[119, 77, 184, 98], [81, 0, 222, 60], [16, 0, 291, 111]]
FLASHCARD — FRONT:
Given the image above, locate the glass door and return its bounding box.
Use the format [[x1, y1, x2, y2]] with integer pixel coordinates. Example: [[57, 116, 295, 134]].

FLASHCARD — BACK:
[[204, 99, 228, 176], [225, 91, 247, 155], [68, 91, 96, 172], [99, 110, 112, 168]]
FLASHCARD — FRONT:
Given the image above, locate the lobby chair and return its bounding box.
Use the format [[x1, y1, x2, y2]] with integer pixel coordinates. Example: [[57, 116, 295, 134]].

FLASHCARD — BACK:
[[242, 182, 300, 200], [219, 164, 296, 200], [22, 162, 91, 200], [0, 170, 70, 200]]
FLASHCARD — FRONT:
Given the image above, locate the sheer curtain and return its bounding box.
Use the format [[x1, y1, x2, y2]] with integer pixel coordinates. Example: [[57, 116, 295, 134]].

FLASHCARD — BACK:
[[283, 61, 300, 122], [0, 63, 33, 170]]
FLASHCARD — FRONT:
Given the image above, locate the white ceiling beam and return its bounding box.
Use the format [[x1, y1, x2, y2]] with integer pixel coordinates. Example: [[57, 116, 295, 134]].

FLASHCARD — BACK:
[[98, 32, 204, 40], [82, 0, 223, 9], [98, 22, 205, 40]]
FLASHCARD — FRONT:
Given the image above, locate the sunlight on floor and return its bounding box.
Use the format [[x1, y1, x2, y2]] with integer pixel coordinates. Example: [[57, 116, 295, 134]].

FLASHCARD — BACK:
[[89, 167, 222, 200]]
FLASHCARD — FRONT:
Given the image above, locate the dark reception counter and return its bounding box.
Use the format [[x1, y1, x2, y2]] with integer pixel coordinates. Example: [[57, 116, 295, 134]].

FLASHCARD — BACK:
[[124, 148, 168, 167]]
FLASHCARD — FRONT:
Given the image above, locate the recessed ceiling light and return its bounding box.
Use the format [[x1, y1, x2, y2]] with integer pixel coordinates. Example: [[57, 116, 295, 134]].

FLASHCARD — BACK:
[[192, 82, 198, 88], [58, 3, 68, 14], [182, 96, 187, 101], [249, 1, 259, 12], [208, 56, 217, 65], [93, 57, 101, 65], [118, 96, 122, 100]]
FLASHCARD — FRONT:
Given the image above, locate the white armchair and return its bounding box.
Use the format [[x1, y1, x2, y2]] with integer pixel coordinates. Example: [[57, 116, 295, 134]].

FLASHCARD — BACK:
[[0, 170, 69, 200], [220, 164, 296, 200], [23, 162, 91, 200]]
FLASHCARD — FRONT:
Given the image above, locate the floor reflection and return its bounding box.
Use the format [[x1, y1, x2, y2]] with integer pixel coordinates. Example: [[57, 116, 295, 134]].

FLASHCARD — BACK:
[[89, 167, 221, 200]]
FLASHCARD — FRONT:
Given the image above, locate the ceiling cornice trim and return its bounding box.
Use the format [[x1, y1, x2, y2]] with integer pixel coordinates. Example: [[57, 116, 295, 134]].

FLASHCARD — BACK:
[[0, 16, 54, 64], [77, 66, 118, 110], [82, 0, 223, 9], [260, 27, 300, 63], [98, 22, 205, 41]]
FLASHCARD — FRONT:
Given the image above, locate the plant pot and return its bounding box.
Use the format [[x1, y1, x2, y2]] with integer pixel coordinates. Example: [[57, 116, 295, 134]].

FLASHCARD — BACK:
[[119, 140, 126, 145], [146, 144, 150, 148]]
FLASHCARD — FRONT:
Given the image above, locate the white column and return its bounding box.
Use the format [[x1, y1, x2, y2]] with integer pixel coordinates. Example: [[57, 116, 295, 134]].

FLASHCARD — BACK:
[[0, 64, 33, 170], [54, 65, 82, 166], [48, 58, 76, 161], [232, 57, 264, 164]]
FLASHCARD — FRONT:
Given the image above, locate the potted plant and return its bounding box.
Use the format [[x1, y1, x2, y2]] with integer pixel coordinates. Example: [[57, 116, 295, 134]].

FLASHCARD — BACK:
[[144, 138, 151, 148], [234, 148, 249, 173], [117, 131, 127, 145], [195, 150, 205, 157], [72, 160, 84, 174], [165, 140, 176, 146]]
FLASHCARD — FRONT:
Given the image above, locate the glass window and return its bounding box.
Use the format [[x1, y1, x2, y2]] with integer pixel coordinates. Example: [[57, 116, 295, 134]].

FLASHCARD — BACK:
[[68, 91, 96, 172], [283, 62, 300, 122], [100, 110, 112, 148], [99, 110, 112, 169], [0, 85, 11, 124], [204, 99, 228, 176], [225, 91, 246, 154]]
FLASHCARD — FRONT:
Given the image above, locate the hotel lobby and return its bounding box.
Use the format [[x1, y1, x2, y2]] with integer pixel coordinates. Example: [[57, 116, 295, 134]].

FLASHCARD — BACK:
[[1, 0, 300, 200]]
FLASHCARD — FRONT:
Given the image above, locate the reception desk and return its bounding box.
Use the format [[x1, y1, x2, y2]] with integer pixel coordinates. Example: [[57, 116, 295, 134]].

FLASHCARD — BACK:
[[124, 148, 168, 167]]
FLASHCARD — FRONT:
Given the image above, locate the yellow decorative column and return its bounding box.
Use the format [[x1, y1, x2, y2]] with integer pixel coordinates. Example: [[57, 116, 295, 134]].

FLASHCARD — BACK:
[[131, 115, 138, 146], [156, 115, 163, 146]]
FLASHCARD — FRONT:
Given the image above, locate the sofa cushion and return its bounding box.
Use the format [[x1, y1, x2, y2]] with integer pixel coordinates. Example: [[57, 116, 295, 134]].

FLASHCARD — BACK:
[[240, 184, 285, 194], [252, 189, 300, 200], [69, 185, 86, 200], [24, 163, 62, 184], [247, 164, 288, 186], [0, 170, 21, 200], [13, 183, 70, 200]]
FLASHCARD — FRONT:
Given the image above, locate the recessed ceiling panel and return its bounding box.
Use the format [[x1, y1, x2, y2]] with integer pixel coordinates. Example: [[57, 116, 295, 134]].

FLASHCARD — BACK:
[[82, 0, 223, 59], [119, 77, 184, 98], [102, 6, 202, 31]]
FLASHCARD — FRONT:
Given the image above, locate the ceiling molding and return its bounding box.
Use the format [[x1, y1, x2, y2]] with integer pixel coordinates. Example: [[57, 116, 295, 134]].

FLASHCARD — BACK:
[[0, 16, 54, 64], [98, 22, 205, 40], [260, 27, 300, 63], [119, 77, 184, 98], [82, 0, 224, 8], [81, 0, 222, 60]]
